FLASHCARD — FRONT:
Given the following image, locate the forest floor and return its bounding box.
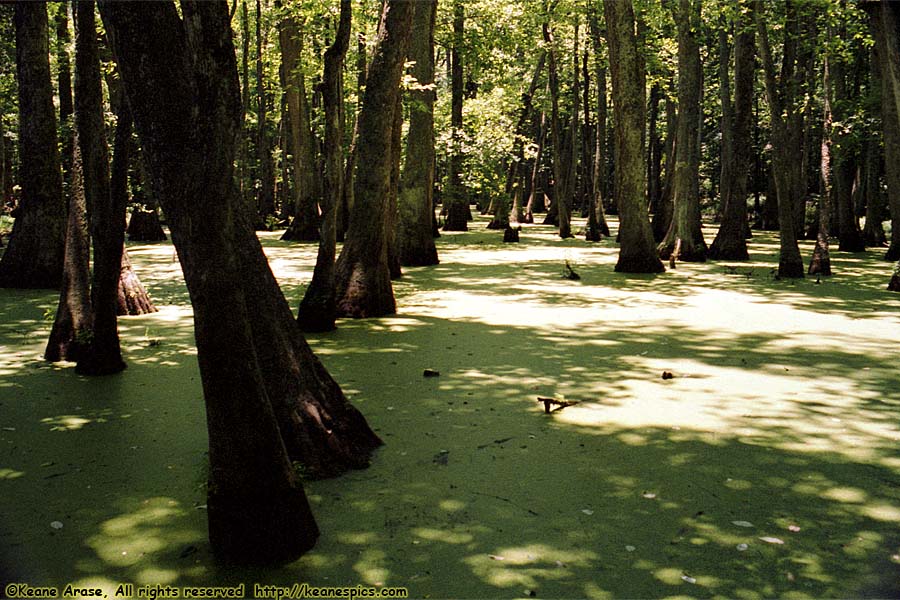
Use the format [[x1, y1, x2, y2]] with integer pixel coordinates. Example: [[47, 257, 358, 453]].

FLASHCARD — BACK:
[[2, 214, 900, 599]]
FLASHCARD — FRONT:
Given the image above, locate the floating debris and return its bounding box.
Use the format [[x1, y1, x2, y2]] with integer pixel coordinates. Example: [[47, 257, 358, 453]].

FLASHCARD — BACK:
[[50, 521, 63, 530], [732, 520, 754, 528], [759, 536, 785, 545], [736, 543, 749, 551]]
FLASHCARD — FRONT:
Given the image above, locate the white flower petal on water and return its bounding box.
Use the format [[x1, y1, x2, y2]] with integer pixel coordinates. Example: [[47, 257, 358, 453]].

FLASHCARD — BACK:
[[736, 543, 748, 551], [759, 536, 785, 544], [581, 509, 594, 515], [50, 521, 63, 530], [625, 545, 636, 552], [681, 575, 697, 584], [732, 520, 754, 528]]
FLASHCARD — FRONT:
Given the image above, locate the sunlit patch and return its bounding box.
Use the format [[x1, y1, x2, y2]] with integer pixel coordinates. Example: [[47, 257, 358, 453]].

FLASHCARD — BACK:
[[0, 467, 25, 479], [412, 527, 473, 545], [336, 531, 378, 545], [439, 499, 466, 512], [353, 548, 389, 586], [135, 567, 179, 586], [465, 544, 597, 588], [822, 486, 868, 504], [41, 415, 92, 431], [861, 504, 900, 523]]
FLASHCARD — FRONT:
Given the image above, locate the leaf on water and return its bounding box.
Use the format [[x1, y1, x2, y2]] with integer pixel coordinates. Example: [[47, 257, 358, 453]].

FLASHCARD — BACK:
[[681, 575, 697, 584], [642, 492, 657, 499], [732, 520, 754, 528], [759, 536, 785, 544], [788, 525, 801, 532], [736, 543, 749, 551], [581, 509, 594, 515], [625, 545, 636, 552], [50, 521, 63, 530]]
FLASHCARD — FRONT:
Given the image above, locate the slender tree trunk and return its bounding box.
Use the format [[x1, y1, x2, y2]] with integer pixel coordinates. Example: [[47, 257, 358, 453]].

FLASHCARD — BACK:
[[603, 0, 664, 273], [46, 138, 92, 363], [55, 2, 74, 189], [443, 0, 468, 231], [100, 1, 381, 563], [589, 12, 610, 238], [73, 1, 126, 375], [545, 17, 574, 240], [524, 110, 547, 223], [387, 93, 403, 280], [647, 83, 662, 220], [862, 137, 887, 247], [398, 0, 439, 265], [659, 0, 707, 262], [0, 3, 67, 289], [809, 41, 833, 276], [255, 0, 275, 224], [710, 0, 754, 260], [755, 0, 804, 278], [280, 14, 320, 242], [297, 0, 351, 332], [653, 92, 676, 242], [870, 1, 900, 260], [334, 0, 413, 318]]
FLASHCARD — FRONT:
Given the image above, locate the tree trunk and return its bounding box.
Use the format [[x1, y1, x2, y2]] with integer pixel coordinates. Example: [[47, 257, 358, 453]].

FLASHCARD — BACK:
[[524, 110, 547, 223], [387, 94, 403, 280], [443, 0, 468, 231], [604, 0, 664, 273], [46, 138, 92, 363], [398, 0, 439, 265], [100, 1, 381, 563], [809, 40, 833, 276], [862, 137, 887, 247], [280, 14, 320, 242], [647, 82, 662, 222], [588, 14, 611, 238], [334, 0, 413, 318], [659, 0, 707, 262], [117, 251, 157, 316], [710, 0, 754, 260], [755, 0, 804, 278], [73, 1, 126, 376], [254, 0, 275, 224], [544, 17, 574, 240], [831, 29, 865, 253], [55, 2, 74, 189], [0, 3, 67, 289], [653, 93, 676, 242], [870, 1, 900, 260], [297, 0, 351, 332]]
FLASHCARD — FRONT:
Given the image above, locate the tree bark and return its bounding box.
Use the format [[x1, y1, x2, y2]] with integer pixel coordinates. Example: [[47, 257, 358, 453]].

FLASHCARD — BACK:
[[334, 0, 413, 318], [297, 0, 351, 332], [73, 1, 126, 376], [588, 14, 610, 238], [659, 0, 707, 262], [653, 92, 676, 241], [870, 0, 900, 260], [755, 0, 805, 278], [280, 13, 320, 242], [100, 1, 381, 563], [0, 3, 67, 289], [832, 38, 866, 253], [524, 109, 547, 223], [45, 137, 92, 363], [443, 0, 468, 231], [55, 2, 74, 188], [254, 0, 275, 224], [604, 0, 664, 273], [710, 0, 754, 260], [544, 17, 573, 240], [398, 0, 440, 264], [809, 39, 833, 276]]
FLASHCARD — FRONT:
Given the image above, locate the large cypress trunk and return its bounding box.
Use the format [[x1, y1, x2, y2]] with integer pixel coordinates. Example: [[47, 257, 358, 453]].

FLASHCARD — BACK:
[[398, 0, 439, 266], [658, 0, 707, 262], [100, 1, 381, 563], [709, 0, 754, 260], [46, 139, 92, 363], [0, 3, 66, 289], [334, 0, 413, 318], [297, 0, 351, 332], [603, 0, 664, 273], [74, 1, 126, 376]]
